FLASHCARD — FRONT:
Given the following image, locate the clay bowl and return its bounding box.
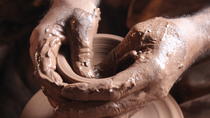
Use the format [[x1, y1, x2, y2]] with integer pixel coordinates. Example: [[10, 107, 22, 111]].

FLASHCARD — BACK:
[[56, 34, 122, 83], [21, 34, 183, 118]]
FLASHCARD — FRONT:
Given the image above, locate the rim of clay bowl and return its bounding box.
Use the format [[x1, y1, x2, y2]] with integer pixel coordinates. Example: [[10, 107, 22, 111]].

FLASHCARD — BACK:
[[57, 33, 122, 83]]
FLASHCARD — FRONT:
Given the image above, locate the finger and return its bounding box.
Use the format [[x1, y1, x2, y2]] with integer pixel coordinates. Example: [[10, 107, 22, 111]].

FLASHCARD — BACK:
[[58, 90, 155, 118], [67, 8, 100, 78], [117, 50, 138, 64], [98, 50, 138, 77], [61, 61, 153, 101], [61, 78, 114, 101], [60, 27, 156, 101], [34, 21, 66, 84], [112, 109, 139, 118], [29, 5, 71, 65], [115, 50, 138, 73], [62, 17, 186, 101]]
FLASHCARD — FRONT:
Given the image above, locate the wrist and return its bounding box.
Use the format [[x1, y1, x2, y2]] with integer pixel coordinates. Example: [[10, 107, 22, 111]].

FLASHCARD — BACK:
[[170, 17, 198, 41], [191, 7, 210, 34], [169, 14, 210, 67], [53, 0, 100, 13]]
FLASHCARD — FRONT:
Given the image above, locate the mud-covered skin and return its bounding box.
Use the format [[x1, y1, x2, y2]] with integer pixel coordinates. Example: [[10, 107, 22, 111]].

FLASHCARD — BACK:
[[46, 17, 186, 118], [60, 16, 210, 118], [67, 8, 100, 78], [55, 91, 151, 118], [29, 0, 102, 117], [30, 1, 210, 117], [31, 8, 101, 86], [62, 17, 186, 101], [30, 0, 100, 77], [35, 22, 65, 85]]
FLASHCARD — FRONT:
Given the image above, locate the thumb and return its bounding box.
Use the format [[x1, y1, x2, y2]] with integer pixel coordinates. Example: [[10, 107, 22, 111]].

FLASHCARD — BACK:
[[66, 8, 100, 78]]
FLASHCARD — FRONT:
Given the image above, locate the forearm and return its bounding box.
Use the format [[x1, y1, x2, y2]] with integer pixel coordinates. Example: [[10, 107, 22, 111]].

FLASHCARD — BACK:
[[53, 0, 100, 11], [191, 7, 210, 36], [39, 0, 100, 25], [172, 7, 210, 68]]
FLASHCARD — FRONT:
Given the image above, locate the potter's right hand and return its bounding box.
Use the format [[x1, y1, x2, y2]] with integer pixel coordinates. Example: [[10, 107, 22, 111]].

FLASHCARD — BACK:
[[61, 15, 210, 118], [60, 17, 186, 118], [30, 0, 100, 83]]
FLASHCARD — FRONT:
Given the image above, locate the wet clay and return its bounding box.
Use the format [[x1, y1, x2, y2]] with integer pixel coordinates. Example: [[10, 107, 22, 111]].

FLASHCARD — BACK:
[[35, 24, 183, 118], [33, 6, 210, 118], [32, 7, 101, 84], [20, 90, 183, 118], [66, 8, 100, 78], [62, 17, 186, 101], [61, 15, 210, 102], [45, 19, 183, 118], [35, 33, 184, 118], [62, 18, 209, 118]]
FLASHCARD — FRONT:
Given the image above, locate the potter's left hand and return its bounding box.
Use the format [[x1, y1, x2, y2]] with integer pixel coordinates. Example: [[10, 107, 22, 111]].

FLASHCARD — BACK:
[[30, 0, 100, 84], [29, 0, 101, 113], [61, 13, 210, 117]]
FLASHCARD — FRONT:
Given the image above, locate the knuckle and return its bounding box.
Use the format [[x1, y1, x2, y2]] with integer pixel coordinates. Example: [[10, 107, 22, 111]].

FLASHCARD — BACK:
[[109, 89, 122, 101], [153, 82, 169, 98], [158, 85, 169, 97], [108, 102, 122, 116]]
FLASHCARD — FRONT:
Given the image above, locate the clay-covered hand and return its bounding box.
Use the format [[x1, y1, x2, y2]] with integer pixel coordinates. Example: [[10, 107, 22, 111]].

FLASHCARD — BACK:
[[29, 0, 100, 84], [61, 16, 210, 118]]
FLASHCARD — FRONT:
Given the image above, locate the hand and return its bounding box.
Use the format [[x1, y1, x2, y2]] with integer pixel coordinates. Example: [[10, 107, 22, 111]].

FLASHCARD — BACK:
[[30, 0, 100, 80], [60, 16, 210, 118], [29, 0, 100, 110]]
